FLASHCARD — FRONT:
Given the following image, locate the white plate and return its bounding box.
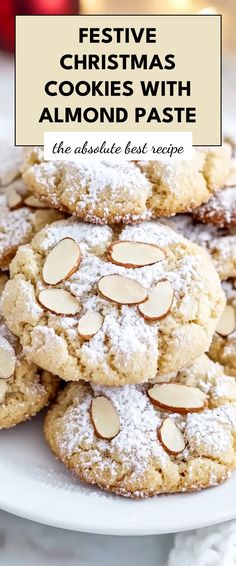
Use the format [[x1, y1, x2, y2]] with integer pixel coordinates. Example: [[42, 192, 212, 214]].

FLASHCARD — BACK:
[[0, 412, 236, 535]]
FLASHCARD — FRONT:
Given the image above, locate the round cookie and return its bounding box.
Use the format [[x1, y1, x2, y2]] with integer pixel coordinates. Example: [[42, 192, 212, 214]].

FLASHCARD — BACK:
[[44, 355, 236, 498], [22, 145, 232, 224], [163, 215, 236, 280], [0, 278, 59, 428], [2, 218, 225, 386], [209, 280, 236, 377], [193, 159, 236, 229], [0, 179, 64, 269]]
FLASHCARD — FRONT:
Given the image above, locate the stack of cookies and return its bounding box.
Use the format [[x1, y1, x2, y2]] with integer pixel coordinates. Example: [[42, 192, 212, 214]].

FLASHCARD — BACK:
[[1, 142, 236, 498], [0, 145, 60, 428]]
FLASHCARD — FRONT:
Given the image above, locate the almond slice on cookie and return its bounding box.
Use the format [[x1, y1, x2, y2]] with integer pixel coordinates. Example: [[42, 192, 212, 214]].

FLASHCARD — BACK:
[[7, 186, 23, 210], [24, 195, 49, 209], [98, 274, 148, 305], [216, 304, 236, 337], [43, 238, 81, 285], [158, 417, 186, 455], [78, 312, 104, 339], [148, 383, 207, 413], [91, 396, 120, 440], [0, 338, 16, 379], [107, 240, 166, 268], [138, 280, 174, 321], [38, 288, 81, 315]]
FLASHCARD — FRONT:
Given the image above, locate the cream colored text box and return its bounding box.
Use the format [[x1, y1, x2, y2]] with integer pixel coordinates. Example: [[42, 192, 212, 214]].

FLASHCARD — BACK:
[[15, 15, 221, 145]]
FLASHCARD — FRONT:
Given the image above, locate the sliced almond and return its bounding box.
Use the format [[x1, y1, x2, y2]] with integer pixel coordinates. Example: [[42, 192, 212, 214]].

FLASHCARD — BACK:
[[78, 311, 103, 339], [216, 304, 236, 337], [90, 396, 120, 440], [0, 338, 16, 379], [107, 240, 166, 268], [138, 280, 174, 321], [38, 288, 80, 316], [148, 383, 207, 414], [7, 186, 23, 210], [42, 238, 81, 285], [24, 195, 49, 209], [98, 274, 147, 305], [158, 417, 186, 455]]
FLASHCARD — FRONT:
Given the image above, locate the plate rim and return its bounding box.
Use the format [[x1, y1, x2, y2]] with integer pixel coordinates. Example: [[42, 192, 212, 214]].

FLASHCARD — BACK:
[[0, 497, 235, 535], [1, 416, 236, 536], [0, 468, 236, 535]]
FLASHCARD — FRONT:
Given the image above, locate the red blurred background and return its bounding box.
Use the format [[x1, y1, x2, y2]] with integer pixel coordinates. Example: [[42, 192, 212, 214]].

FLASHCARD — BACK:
[[0, 0, 78, 52]]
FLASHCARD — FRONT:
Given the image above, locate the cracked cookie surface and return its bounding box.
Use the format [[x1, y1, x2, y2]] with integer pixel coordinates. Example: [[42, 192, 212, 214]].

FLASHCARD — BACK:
[[2, 218, 225, 386], [44, 355, 236, 498], [22, 145, 232, 224], [163, 215, 236, 281]]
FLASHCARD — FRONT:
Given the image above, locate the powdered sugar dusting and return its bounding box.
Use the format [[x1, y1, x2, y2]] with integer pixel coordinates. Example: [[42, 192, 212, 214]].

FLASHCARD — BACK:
[[195, 186, 236, 227], [121, 219, 182, 246], [219, 187, 236, 215], [56, 378, 236, 486], [4, 218, 224, 384], [162, 214, 235, 258], [162, 215, 221, 244], [26, 158, 152, 223], [186, 404, 236, 459], [0, 194, 34, 260], [34, 221, 204, 372], [59, 384, 168, 476], [162, 214, 236, 279], [139, 151, 203, 195], [33, 217, 113, 256], [38, 160, 151, 203]]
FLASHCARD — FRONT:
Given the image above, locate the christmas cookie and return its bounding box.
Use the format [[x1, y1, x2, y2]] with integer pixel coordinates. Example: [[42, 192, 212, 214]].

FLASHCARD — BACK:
[[22, 145, 231, 224], [44, 355, 236, 498], [209, 280, 236, 377], [163, 215, 236, 280], [193, 160, 236, 228], [2, 218, 225, 386], [0, 178, 64, 269], [0, 277, 59, 428]]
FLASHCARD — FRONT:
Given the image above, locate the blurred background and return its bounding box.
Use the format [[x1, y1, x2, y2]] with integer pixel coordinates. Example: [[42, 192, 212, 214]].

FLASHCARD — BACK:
[[0, 0, 235, 142]]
